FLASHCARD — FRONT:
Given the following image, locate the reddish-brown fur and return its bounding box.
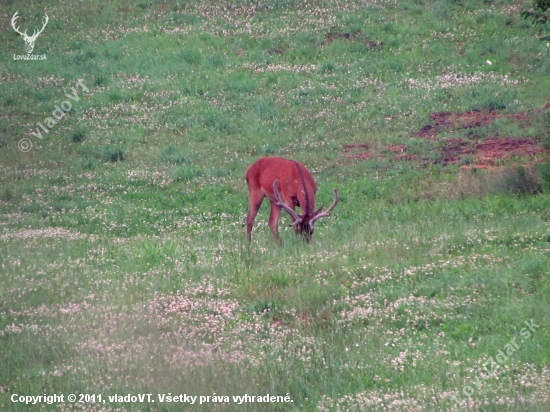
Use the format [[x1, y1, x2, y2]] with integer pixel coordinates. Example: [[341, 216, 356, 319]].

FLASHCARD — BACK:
[[245, 157, 337, 243]]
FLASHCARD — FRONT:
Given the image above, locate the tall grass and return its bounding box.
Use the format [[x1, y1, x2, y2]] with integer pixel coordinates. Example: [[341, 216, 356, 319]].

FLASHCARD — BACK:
[[1, 0, 549, 410]]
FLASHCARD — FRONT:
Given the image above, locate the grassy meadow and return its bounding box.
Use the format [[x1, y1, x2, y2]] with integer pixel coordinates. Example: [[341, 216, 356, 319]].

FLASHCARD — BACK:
[[1, 0, 550, 410]]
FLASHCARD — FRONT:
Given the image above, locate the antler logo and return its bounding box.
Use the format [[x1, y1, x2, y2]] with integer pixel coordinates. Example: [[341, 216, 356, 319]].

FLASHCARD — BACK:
[[11, 11, 49, 54]]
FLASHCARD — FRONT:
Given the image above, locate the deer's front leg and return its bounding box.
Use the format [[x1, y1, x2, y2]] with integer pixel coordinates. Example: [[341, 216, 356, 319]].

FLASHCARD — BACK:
[[268, 201, 282, 243]]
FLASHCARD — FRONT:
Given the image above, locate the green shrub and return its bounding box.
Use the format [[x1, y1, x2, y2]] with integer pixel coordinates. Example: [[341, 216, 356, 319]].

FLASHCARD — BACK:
[[521, 0, 550, 39], [506, 166, 542, 195]]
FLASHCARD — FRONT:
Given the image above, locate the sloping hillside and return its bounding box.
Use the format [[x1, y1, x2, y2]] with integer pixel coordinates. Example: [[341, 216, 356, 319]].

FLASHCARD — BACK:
[[1, 0, 549, 410]]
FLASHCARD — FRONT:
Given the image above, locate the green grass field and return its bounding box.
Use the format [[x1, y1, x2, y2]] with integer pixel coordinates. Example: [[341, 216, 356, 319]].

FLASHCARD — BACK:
[[1, 0, 550, 410]]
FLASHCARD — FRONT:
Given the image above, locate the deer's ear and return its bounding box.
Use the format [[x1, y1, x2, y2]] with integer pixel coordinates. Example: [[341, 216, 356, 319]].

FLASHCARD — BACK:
[[313, 206, 324, 216]]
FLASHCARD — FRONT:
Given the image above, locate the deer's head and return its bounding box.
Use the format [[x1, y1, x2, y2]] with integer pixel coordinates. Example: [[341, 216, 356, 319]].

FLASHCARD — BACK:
[[11, 11, 49, 54], [273, 179, 338, 242]]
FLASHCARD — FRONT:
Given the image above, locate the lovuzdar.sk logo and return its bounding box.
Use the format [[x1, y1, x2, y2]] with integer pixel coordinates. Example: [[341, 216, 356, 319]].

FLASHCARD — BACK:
[[11, 11, 48, 61]]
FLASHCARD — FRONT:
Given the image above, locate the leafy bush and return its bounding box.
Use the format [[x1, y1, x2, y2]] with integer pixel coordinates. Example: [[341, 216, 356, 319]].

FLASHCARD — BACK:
[[448, 166, 542, 198], [506, 166, 542, 195], [521, 0, 550, 39]]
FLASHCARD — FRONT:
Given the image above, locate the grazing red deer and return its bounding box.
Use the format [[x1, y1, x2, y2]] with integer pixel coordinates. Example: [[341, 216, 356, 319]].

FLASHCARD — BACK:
[[245, 157, 338, 243]]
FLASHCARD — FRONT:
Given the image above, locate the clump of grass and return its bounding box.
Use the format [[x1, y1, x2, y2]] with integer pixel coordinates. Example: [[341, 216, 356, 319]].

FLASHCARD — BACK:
[[109, 91, 123, 103], [206, 54, 225, 68], [254, 98, 277, 120], [261, 143, 280, 155], [319, 61, 336, 73], [160, 146, 192, 165], [71, 130, 87, 143], [448, 166, 542, 198], [225, 71, 257, 94], [474, 96, 507, 111], [94, 75, 108, 87], [537, 160, 550, 193], [537, 111, 550, 148], [180, 47, 202, 65], [1, 187, 13, 202], [506, 166, 542, 195], [104, 146, 126, 162], [172, 166, 204, 181], [81, 159, 99, 170], [361, 182, 383, 200], [135, 240, 181, 267], [2, 1, 550, 410], [204, 112, 232, 133]]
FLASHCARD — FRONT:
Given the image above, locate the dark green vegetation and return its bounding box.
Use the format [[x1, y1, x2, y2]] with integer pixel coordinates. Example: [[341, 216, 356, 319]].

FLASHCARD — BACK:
[[521, 0, 550, 37], [1, 0, 549, 410]]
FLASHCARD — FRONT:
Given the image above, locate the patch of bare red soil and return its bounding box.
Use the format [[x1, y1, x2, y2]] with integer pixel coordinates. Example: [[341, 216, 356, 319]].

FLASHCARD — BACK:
[[443, 137, 548, 168], [342, 143, 372, 160], [389, 145, 419, 161], [344, 104, 549, 165], [441, 138, 475, 164], [389, 145, 406, 152], [267, 48, 285, 55], [475, 137, 547, 167], [396, 154, 419, 161], [271, 317, 285, 327], [415, 103, 549, 139], [325, 30, 384, 50], [412, 103, 550, 167], [155, 3, 171, 11], [416, 110, 530, 139]]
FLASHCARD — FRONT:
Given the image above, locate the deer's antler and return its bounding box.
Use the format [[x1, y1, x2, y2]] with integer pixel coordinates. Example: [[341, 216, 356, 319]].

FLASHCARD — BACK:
[[273, 179, 302, 226], [309, 189, 339, 226], [11, 12, 48, 40], [11, 11, 27, 37], [31, 14, 49, 39]]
